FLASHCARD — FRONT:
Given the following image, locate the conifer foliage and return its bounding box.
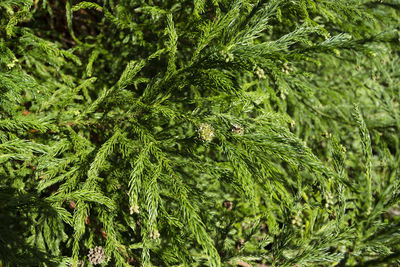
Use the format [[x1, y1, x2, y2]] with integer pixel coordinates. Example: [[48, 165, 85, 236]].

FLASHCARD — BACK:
[[1, 0, 400, 266]]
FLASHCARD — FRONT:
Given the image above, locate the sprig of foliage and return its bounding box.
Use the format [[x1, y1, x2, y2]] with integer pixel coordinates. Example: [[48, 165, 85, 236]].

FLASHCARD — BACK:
[[0, 0, 399, 266]]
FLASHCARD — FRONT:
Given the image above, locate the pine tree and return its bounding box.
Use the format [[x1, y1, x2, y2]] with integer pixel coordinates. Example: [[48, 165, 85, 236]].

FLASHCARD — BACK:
[[0, 0, 399, 266]]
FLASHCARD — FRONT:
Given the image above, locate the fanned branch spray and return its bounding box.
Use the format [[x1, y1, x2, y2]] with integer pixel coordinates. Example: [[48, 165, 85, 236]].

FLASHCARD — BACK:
[[0, 0, 400, 266]]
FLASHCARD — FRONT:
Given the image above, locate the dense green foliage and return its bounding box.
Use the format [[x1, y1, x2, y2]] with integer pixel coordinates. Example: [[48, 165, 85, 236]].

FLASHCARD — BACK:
[[1, 0, 400, 266]]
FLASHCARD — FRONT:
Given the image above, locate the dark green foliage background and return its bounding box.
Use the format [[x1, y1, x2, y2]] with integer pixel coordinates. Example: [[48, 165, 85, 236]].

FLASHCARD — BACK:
[[0, 0, 400, 266]]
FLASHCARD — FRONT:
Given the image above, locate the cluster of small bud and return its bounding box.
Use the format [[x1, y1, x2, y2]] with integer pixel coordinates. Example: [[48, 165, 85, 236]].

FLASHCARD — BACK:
[[255, 67, 266, 79], [291, 213, 302, 226], [7, 58, 18, 69], [235, 238, 245, 250], [281, 63, 293, 74], [231, 124, 244, 136], [221, 50, 234, 62], [129, 204, 140, 214], [324, 192, 334, 208], [68, 260, 84, 267], [222, 200, 233, 210], [149, 229, 160, 239], [88, 246, 106, 265], [198, 123, 215, 142]]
